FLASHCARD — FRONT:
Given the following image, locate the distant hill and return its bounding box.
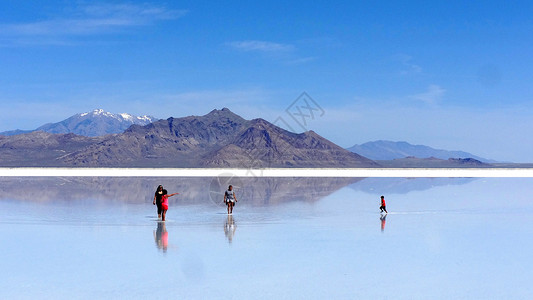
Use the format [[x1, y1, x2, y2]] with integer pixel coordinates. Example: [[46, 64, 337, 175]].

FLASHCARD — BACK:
[[0, 109, 158, 137], [376, 156, 492, 168], [347, 140, 495, 163], [0, 131, 104, 167], [0, 108, 379, 168], [0, 129, 33, 136]]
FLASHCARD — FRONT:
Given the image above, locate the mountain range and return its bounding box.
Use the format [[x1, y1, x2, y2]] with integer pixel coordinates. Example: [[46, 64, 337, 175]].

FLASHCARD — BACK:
[[347, 140, 494, 162], [0, 108, 378, 168], [0, 109, 498, 167], [0, 109, 157, 137]]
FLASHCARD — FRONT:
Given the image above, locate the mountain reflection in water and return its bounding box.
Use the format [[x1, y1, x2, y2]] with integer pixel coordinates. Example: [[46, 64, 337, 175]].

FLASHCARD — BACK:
[[0, 176, 362, 206]]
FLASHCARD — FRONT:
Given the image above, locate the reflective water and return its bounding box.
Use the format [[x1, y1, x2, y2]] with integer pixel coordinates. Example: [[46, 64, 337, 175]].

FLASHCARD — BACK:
[[1, 177, 532, 299]]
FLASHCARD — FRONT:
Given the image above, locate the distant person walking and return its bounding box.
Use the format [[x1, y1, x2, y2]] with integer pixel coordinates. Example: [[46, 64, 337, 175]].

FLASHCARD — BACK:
[[380, 195, 388, 214], [153, 185, 164, 219], [224, 185, 237, 214], [161, 189, 179, 221]]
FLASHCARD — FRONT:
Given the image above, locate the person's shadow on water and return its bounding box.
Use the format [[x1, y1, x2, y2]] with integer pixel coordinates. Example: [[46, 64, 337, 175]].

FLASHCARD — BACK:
[[380, 214, 387, 233], [154, 221, 169, 253], [224, 215, 237, 244]]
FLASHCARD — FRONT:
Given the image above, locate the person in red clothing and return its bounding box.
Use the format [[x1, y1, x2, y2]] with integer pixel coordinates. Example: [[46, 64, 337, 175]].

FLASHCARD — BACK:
[[379, 195, 388, 214], [161, 189, 179, 221]]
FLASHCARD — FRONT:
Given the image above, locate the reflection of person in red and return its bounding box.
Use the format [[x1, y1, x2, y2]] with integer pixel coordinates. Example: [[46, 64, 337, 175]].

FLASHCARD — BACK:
[[161, 230, 169, 249], [380, 214, 387, 232], [154, 221, 169, 252]]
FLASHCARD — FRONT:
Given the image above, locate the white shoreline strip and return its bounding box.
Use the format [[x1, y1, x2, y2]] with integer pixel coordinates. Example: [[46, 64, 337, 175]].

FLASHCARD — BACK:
[[1, 168, 533, 177]]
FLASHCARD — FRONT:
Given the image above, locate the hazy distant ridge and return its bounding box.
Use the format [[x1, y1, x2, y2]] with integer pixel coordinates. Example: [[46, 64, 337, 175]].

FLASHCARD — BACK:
[[347, 140, 495, 163]]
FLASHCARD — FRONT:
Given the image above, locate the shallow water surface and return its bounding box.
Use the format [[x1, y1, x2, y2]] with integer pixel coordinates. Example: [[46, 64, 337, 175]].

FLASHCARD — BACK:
[[1, 177, 532, 299]]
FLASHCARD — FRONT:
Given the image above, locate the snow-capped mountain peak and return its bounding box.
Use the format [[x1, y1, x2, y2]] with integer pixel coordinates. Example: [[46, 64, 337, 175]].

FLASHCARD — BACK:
[[91, 108, 105, 115], [79, 109, 109, 117], [137, 115, 152, 122], [1, 109, 158, 137], [78, 109, 154, 121], [119, 113, 134, 121], [31, 110, 158, 137]]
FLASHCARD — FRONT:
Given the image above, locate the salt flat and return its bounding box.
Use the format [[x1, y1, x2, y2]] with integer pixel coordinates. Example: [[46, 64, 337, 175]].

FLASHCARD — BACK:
[[1, 177, 532, 299]]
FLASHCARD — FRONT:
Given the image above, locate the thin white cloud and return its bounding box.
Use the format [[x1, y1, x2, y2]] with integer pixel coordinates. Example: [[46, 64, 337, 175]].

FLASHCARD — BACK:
[[0, 3, 186, 45], [227, 40, 295, 52], [393, 54, 422, 75], [227, 40, 317, 65], [81, 3, 183, 20], [286, 56, 317, 65], [411, 84, 446, 104]]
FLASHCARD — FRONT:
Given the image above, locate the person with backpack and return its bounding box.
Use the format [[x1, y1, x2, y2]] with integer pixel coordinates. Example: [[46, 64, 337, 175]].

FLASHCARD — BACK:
[[224, 185, 237, 214]]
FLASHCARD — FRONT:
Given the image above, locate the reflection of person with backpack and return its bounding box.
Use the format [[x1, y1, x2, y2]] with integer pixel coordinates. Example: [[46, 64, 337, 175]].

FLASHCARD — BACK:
[[224, 185, 237, 215], [224, 214, 236, 243], [161, 189, 179, 221], [379, 195, 388, 214]]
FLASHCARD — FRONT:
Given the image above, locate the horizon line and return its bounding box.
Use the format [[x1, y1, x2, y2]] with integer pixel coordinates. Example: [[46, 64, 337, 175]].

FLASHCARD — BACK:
[[1, 168, 533, 178]]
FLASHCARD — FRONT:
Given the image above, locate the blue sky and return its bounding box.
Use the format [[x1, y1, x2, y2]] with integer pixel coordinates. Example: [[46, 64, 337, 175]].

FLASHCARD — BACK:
[[0, 1, 532, 162]]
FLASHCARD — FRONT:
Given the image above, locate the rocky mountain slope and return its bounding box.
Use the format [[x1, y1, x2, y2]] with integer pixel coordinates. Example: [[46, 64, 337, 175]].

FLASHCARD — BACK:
[[204, 118, 377, 167]]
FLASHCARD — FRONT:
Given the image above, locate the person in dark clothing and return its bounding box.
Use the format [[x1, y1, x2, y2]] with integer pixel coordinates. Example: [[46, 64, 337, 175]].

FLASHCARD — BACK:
[[153, 185, 164, 219]]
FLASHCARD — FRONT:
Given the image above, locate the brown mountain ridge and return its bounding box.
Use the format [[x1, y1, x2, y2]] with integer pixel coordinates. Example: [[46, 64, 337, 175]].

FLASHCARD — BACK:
[[0, 108, 378, 167]]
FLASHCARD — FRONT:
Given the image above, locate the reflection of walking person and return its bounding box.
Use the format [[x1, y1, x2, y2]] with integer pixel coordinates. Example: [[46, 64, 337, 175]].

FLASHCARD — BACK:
[[161, 189, 179, 221], [153, 221, 168, 252], [224, 185, 237, 214], [153, 185, 164, 219], [380, 214, 387, 232], [379, 195, 388, 214], [224, 214, 236, 243]]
